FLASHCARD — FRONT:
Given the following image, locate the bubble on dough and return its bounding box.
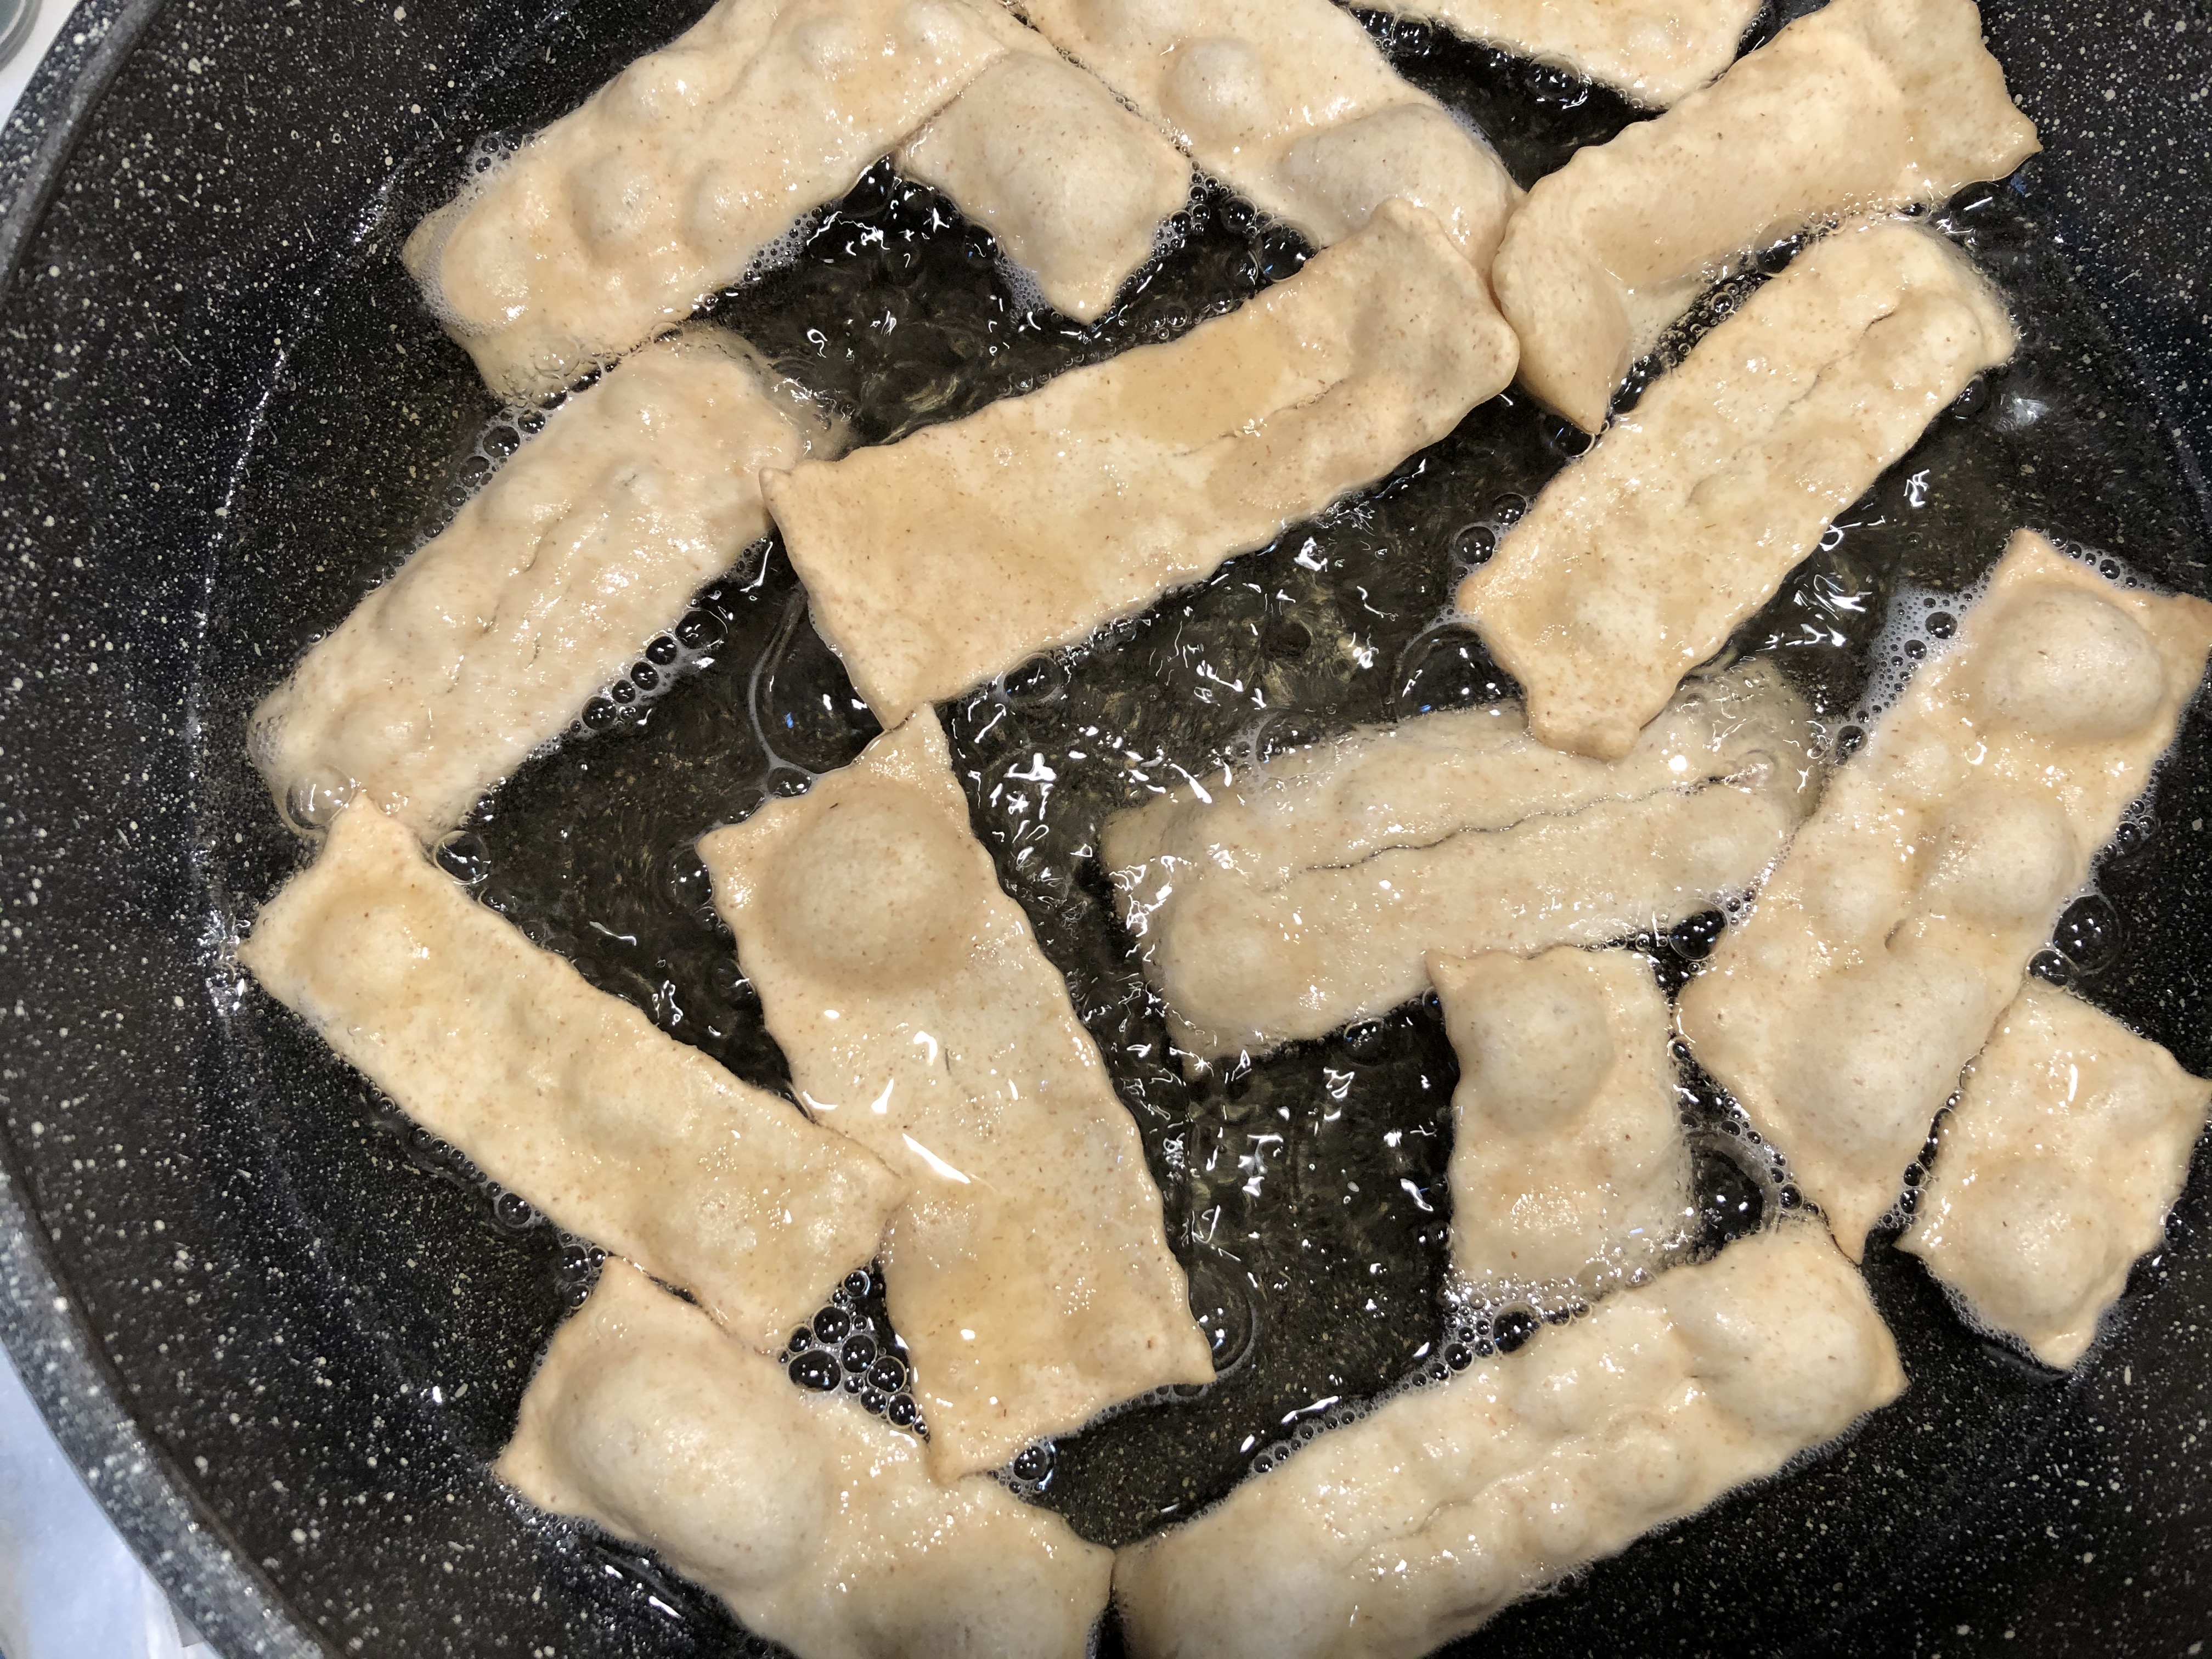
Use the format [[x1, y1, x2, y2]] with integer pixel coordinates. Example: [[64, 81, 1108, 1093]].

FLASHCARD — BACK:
[[1163, 37, 1272, 139], [1447, 954, 1616, 1137], [1977, 586, 2166, 743], [1849, 537, 2153, 732], [756, 786, 983, 990], [1916, 789, 2080, 930]]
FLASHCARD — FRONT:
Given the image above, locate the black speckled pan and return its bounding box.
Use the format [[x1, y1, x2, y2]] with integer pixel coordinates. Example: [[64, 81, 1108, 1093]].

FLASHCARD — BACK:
[[2, 3, 2210, 1656]]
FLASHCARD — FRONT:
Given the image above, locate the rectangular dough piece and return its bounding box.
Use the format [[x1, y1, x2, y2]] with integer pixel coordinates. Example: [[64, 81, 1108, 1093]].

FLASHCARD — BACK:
[[1102, 662, 1819, 1059], [766, 200, 1517, 725], [696, 712, 1213, 1479], [1011, 0, 1520, 272], [1461, 218, 2018, 761], [1431, 947, 1690, 1311], [1901, 984, 2211, 1369], [238, 802, 901, 1355], [1492, 0, 2040, 431], [403, 0, 1009, 400], [1112, 1222, 1905, 1659], [249, 330, 839, 842], [1363, 0, 1763, 108], [898, 8, 1192, 322], [1678, 532, 2212, 1259], [499, 1259, 1113, 1659]]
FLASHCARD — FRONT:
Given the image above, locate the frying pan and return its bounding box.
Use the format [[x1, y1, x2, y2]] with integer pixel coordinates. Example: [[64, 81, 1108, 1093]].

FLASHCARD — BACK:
[[1, 2, 2208, 1655]]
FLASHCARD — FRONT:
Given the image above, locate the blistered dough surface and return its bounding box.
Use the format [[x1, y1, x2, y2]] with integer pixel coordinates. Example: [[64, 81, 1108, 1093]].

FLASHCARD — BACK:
[[1112, 1224, 1904, 1659], [1679, 532, 2212, 1256], [1433, 947, 1690, 1306], [899, 16, 1191, 321], [1103, 662, 1818, 1058], [1365, 0, 1762, 106], [499, 1260, 1113, 1659], [1902, 985, 2211, 1368], [1492, 0, 2040, 431], [1013, 0, 1519, 269], [237, 803, 900, 1352], [404, 0, 1006, 398], [698, 713, 1212, 1478], [768, 201, 1516, 723], [1461, 219, 2017, 760], [249, 331, 837, 841]]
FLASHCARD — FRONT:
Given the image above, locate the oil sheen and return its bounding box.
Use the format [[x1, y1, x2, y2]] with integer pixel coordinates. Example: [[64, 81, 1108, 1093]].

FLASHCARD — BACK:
[[340, 12, 2205, 1568]]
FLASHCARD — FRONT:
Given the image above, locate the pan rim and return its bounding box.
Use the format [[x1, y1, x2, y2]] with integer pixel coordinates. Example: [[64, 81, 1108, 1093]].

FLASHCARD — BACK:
[[0, 1, 2207, 1653], [0, 3, 326, 1653]]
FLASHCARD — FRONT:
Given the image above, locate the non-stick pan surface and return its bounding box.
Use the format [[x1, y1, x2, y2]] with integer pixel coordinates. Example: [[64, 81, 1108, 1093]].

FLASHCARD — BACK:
[[1, 3, 2209, 1656]]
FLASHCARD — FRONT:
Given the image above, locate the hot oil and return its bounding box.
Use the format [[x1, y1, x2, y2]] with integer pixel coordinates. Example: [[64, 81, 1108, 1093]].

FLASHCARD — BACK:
[[435, 15, 2210, 1563]]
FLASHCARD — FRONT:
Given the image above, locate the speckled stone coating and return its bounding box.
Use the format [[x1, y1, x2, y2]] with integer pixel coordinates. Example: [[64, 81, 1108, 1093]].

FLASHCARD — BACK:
[[2, 1, 2212, 1654]]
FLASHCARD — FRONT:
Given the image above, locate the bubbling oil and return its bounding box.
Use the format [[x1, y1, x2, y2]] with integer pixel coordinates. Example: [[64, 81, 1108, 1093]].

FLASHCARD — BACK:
[[385, 14, 2212, 1567]]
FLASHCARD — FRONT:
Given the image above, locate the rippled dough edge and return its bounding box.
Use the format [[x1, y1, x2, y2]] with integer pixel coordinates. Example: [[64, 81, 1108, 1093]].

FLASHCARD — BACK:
[[697, 711, 1214, 1480], [248, 329, 839, 843], [767, 199, 1516, 726], [1363, 0, 1766, 108], [1679, 530, 2212, 1260], [1460, 216, 2017, 761], [1492, 0, 2040, 433], [402, 0, 1009, 401], [497, 1259, 1115, 1659], [1902, 984, 2212, 1369], [1102, 660, 1819, 1059], [1432, 945, 1691, 1308], [1111, 1222, 1905, 1659], [237, 800, 901, 1353]]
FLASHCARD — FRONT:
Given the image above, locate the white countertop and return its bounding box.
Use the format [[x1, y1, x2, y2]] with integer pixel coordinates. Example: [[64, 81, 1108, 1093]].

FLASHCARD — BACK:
[[0, 0, 76, 133]]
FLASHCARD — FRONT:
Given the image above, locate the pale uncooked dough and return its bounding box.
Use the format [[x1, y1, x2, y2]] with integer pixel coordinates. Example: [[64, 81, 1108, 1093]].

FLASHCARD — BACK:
[[1103, 662, 1818, 1058], [1492, 0, 2040, 431], [238, 802, 902, 1354], [249, 330, 838, 842], [697, 713, 1213, 1479], [1363, 0, 1763, 106], [1679, 531, 2212, 1258], [404, 0, 1007, 399], [1901, 984, 2211, 1369], [767, 200, 1516, 724], [499, 1259, 1114, 1659], [1010, 0, 1520, 270], [1112, 1222, 1905, 1659], [1432, 947, 1691, 1308], [899, 10, 1191, 321], [1461, 218, 2017, 760]]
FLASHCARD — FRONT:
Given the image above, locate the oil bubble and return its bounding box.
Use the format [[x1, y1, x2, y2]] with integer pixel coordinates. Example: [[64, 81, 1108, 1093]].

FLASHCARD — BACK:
[[1492, 1309, 1538, 1352], [789, 1350, 839, 1392]]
